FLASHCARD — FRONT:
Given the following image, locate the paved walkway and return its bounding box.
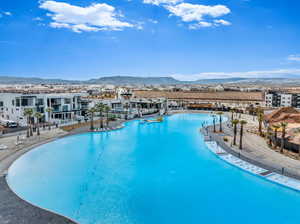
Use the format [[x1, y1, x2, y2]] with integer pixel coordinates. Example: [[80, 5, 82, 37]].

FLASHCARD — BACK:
[[0, 177, 76, 224], [208, 113, 300, 179], [0, 128, 68, 175]]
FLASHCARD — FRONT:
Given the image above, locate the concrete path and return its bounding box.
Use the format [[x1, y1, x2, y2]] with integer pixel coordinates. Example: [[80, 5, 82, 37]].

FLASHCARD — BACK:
[[209, 113, 300, 179]]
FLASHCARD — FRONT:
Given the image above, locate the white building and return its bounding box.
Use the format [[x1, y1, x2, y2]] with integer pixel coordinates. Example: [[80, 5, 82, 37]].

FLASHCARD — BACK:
[[280, 94, 293, 107], [265, 92, 294, 108], [0, 92, 88, 126]]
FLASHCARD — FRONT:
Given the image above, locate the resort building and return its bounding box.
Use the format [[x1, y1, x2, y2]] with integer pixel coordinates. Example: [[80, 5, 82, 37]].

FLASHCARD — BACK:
[[133, 90, 265, 110], [0, 91, 88, 126], [86, 88, 167, 118]]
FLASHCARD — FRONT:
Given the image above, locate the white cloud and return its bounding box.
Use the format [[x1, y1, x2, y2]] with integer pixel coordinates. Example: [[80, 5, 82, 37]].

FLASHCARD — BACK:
[[33, 17, 43, 21], [0, 11, 12, 17], [163, 3, 231, 29], [3, 11, 12, 16], [171, 69, 300, 81], [148, 19, 158, 24], [165, 3, 230, 22], [214, 19, 231, 26], [189, 21, 213, 29], [143, 0, 182, 6], [288, 55, 300, 62], [39, 1, 135, 33]]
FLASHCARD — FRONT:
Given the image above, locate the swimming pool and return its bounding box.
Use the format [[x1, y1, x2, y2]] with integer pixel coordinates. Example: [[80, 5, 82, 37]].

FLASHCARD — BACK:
[[7, 113, 300, 224]]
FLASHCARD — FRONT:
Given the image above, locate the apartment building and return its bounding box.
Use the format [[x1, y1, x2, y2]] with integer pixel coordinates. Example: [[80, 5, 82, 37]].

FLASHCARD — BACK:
[[0, 92, 88, 126], [265, 91, 300, 108]]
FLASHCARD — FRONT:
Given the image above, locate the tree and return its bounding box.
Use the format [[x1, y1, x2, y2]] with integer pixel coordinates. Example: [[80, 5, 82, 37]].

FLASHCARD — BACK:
[[96, 103, 105, 129], [256, 108, 264, 136], [216, 112, 223, 132], [45, 107, 53, 130], [23, 108, 34, 138], [232, 119, 239, 145], [104, 105, 111, 127], [230, 109, 235, 126], [123, 103, 130, 120], [272, 124, 280, 148], [212, 114, 217, 133], [88, 107, 97, 131], [280, 122, 288, 154], [34, 112, 43, 136], [266, 126, 272, 146], [239, 120, 247, 150]]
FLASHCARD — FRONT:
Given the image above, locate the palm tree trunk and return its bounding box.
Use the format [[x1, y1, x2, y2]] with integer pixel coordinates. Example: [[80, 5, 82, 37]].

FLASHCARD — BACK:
[[259, 121, 262, 136], [37, 123, 40, 136], [274, 130, 278, 148], [100, 112, 103, 129], [26, 117, 30, 138], [281, 131, 285, 153], [233, 124, 237, 145], [239, 124, 244, 150], [48, 112, 51, 130], [29, 118, 33, 136], [90, 114, 94, 130], [213, 119, 216, 133], [106, 111, 109, 127]]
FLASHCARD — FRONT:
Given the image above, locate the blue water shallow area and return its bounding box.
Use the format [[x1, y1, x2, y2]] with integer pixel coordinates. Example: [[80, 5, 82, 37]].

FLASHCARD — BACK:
[[7, 113, 300, 224]]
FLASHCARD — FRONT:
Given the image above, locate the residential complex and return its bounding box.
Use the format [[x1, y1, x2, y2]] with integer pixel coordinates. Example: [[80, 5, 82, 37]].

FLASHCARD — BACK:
[[265, 91, 300, 108], [0, 91, 88, 126]]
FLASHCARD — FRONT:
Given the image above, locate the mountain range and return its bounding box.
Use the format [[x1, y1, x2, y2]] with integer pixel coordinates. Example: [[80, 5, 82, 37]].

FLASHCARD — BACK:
[[1, 75, 300, 85]]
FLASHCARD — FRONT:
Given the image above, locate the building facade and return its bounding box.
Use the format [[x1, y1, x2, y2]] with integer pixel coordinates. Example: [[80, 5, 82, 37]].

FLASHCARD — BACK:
[[265, 91, 300, 108], [0, 92, 88, 126]]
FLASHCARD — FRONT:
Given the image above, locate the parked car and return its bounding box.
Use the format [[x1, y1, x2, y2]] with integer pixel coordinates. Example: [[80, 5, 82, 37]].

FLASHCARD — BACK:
[[0, 120, 18, 128]]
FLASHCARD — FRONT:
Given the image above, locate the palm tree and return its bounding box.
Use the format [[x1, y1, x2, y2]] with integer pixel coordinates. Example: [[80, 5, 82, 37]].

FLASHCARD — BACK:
[[212, 114, 217, 133], [230, 109, 235, 126], [88, 107, 97, 131], [104, 105, 111, 127], [45, 107, 53, 130], [96, 103, 105, 129], [232, 119, 239, 145], [257, 109, 264, 136], [123, 103, 130, 120], [239, 120, 247, 150], [216, 112, 223, 132], [272, 124, 280, 148], [23, 108, 34, 137], [45, 107, 53, 122], [280, 122, 288, 154], [34, 112, 43, 136], [266, 126, 272, 146]]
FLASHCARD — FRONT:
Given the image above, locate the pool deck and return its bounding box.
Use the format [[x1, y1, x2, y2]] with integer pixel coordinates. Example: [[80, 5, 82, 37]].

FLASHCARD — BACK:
[[204, 112, 300, 188]]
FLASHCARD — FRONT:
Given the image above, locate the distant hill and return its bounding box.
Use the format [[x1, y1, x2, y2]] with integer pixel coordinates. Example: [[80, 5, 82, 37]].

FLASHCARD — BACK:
[[87, 76, 180, 85], [0, 76, 180, 85], [1, 75, 300, 85], [0, 76, 80, 84]]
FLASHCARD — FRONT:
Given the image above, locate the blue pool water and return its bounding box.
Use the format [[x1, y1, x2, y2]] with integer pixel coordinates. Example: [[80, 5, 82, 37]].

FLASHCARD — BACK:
[[7, 113, 300, 224]]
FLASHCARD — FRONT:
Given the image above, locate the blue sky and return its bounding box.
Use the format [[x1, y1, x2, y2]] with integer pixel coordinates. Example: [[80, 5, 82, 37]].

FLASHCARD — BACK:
[[1, 0, 300, 81]]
